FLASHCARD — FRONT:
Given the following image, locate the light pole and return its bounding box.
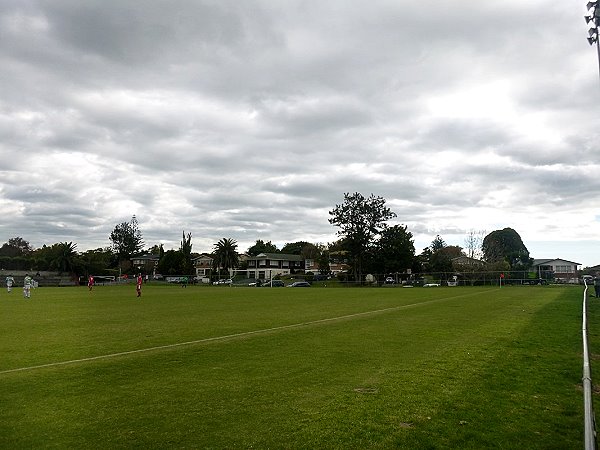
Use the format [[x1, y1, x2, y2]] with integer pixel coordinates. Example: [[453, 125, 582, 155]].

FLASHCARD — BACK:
[[585, 1, 600, 81]]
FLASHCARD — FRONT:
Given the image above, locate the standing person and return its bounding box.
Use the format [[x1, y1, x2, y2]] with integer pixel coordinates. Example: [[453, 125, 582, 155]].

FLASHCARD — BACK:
[[23, 274, 33, 299], [88, 275, 94, 291], [6, 274, 14, 293], [136, 273, 143, 298], [594, 276, 600, 298]]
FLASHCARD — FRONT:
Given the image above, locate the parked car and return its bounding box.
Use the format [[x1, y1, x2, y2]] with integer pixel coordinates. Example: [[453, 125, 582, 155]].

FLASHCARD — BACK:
[[522, 278, 547, 285], [385, 277, 395, 284], [213, 279, 232, 285], [263, 280, 285, 287], [288, 281, 311, 287]]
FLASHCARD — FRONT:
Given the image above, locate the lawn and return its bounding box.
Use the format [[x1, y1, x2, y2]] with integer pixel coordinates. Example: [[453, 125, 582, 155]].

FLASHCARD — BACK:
[[0, 283, 590, 448]]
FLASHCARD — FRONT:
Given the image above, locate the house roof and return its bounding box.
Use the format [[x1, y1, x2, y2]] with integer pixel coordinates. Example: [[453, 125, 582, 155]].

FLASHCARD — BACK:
[[130, 253, 159, 261], [451, 256, 483, 264], [192, 253, 214, 261], [532, 258, 581, 266], [251, 252, 303, 261]]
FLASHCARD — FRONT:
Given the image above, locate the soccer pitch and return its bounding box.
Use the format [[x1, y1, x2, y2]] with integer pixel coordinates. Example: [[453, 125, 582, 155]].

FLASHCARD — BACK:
[[0, 284, 588, 448]]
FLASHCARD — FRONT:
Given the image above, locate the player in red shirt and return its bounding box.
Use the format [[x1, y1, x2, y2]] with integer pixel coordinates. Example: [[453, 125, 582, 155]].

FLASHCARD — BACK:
[[88, 275, 94, 291], [136, 274, 143, 297]]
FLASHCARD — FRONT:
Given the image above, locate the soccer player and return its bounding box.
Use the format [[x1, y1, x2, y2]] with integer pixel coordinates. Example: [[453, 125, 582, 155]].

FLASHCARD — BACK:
[[6, 274, 14, 293], [136, 273, 143, 297], [88, 275, 94, 291], [23, 274, 33, 299]]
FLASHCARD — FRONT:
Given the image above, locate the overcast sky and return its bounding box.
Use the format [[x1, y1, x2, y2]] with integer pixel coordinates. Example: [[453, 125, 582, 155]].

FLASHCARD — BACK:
[[1, 0, 599, 267]]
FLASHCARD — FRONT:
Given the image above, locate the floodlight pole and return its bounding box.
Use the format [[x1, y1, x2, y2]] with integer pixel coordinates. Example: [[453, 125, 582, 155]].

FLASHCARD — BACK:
[[596, 37, 600, 81], [586, 1, 600, 83]]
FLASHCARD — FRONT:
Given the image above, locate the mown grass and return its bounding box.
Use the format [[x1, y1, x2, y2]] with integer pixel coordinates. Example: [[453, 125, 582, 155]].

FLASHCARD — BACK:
[[0, 284, 589, 448]]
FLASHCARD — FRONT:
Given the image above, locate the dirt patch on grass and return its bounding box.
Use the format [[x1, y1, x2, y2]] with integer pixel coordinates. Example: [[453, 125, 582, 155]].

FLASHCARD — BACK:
[[353, 387, 379, 394]]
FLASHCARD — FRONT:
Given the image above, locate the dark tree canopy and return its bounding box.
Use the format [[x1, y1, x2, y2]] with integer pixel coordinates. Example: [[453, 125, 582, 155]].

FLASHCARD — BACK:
[[482, 228, 532, 270], [247, 240, 278, 256], [281, 241, 321, 261], [180, 231, 194, 275], [109, 215, 144, 261], [329, 192, 396, 280], [78, 248, 113, 276], [0, 237, 33, 257], [49, 242, 78, 274], [430, 235, 446, 252], [213, 238, 239, 276], [157, 249, 184, 275], [374, 224, 415, 274], [281, 241, 311, 255]]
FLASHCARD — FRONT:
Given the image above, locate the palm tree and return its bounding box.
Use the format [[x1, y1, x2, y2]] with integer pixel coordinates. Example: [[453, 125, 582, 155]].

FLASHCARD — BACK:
[[51, 242, 78, 274], [213, 238, 239, 279]]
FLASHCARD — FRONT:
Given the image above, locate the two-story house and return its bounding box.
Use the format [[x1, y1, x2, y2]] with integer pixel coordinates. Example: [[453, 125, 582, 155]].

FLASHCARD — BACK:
[[305, 258, 349, 275], [130, 254, 159, 275], [532, 258, 581, 283], [193, 253, 215, 280], [246, 253, 304, 280]]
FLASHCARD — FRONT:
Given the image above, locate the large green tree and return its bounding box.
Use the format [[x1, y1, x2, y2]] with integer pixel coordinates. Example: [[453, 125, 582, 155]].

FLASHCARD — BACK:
[[430, 235, 446, 252], [316, 244, 331, 275], [430, 244, 462, 278], [109, 215, 144, 268], [328, 192, 396, 282], [482, 228, 532, 271], [77, 248, 114, 276], [213, 238, 239, 278], [50, 242, 78, 274], [157, 249, 184, 275], [374, 224, 415, 275], [281, 241, 311, 255], [0, 237, 33, 257], [180, 231, 194, 275], [247, 240, 278, 256]]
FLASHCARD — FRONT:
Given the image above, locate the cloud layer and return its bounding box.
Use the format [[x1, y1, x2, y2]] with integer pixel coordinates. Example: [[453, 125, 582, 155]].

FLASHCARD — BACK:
[[1, 1, 598, 265]]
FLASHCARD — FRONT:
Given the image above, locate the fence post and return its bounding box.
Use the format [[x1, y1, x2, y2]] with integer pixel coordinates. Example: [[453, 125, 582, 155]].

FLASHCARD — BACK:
[[583, 279, 597, 450]]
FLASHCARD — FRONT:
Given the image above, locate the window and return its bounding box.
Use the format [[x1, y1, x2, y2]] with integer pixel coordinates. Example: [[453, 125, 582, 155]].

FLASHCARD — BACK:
[[555, 265, 573, 273]]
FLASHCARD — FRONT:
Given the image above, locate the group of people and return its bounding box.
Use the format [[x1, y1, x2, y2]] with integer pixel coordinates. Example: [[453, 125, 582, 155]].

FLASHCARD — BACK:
[[5, 274, 35, 298], [87, 273, 144, 297], [5, 272, 144, 298]]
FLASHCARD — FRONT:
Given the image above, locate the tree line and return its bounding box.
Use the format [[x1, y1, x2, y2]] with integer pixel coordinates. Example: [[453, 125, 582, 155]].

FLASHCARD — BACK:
[[0, 193, 537, 281]]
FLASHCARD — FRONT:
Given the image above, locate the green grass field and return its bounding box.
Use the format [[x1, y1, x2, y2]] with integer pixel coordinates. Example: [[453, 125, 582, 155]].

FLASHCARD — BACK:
[[0, 283, 591, 448]]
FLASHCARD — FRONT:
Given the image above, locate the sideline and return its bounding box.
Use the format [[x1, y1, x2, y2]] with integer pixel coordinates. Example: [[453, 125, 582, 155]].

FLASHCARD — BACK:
[[0, 289, 494, 376]]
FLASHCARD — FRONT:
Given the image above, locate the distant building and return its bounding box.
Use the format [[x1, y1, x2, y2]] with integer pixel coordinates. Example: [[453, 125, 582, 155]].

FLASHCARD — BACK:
[[246, 253, 304, 280], [193, 253, 214, 279], [304, 258, 349, 276], [532, 258, 581, 283], [130, 254, 159, 274], [451, 256, 484, 271]]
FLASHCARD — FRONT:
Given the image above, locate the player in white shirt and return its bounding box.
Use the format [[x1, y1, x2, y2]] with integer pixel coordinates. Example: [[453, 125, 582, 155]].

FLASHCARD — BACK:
[[6, 275, 14, 293], [23, 274, 33, 299]]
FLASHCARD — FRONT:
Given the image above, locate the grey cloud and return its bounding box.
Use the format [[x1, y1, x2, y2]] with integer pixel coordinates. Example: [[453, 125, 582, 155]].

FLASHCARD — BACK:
[[0, 1, 598, 265]]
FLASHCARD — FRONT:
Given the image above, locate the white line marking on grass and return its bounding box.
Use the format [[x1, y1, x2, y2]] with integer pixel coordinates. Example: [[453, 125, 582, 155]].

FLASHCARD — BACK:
[[0, 290, 493, 375]]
